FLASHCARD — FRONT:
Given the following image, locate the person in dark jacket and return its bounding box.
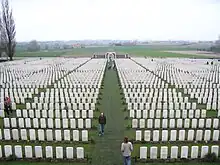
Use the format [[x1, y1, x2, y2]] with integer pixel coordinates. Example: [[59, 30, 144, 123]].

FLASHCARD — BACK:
[[4, 97, 12, 115], [98, 112, 106, 136]]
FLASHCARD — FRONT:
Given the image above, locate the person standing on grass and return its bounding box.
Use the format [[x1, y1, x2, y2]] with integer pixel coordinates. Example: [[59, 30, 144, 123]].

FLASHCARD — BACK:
[[4, 97, 12, 115], [98, 112, 106, 136], [4, 97, 9, 116], [121, 136, 133, 165]]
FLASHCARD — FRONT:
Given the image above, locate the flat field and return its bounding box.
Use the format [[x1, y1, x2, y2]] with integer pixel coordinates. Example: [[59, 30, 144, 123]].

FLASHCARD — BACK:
[[15, 45, 219, 58]]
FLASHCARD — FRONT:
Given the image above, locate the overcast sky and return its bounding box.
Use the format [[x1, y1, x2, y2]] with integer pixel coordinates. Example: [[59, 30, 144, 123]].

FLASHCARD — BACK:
[[11, 0, 220, 41]]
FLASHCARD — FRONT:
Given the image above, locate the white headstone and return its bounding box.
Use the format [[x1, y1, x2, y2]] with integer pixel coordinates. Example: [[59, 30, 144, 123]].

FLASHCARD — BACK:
[[149, 110, 155, 118], [144, 130, 151, 141], [204, 130, 211, 141], [153, 130, 159, 142], [21, 129, 27, 140], [182, 110, 187, 118], [33, 118, 39, 128], [14, 145, 23, 158], [139, 119, 145, 128], [88, 110, 93, 118], [162, 119, 168, 128], [55, 119, 61, 128], [4, 129, 11, 140], [136, 130, 142, 141], [64, 130, 71, 141], [196, 130, 203, 141], [140, 146, 147, 159], [213, 118, 219, 129], [85, 119, 91, 129], [191, 119, 197, 128], [150, 147, 158, 159], [29, 129, 36, 141], [25, 146, 33, 158], [73, 130, 79, 141], [177, 119, 183, 128], [70, 119, 76, 128], [170, 130, 177, 141], [175, 110, 181, 118], [66, 147, 74, 159], [169, 119, 175, 128], [4, 145, 12, 157], [62, 119, 68, 129], [56, 147, 63, 159], [179, 130, 185, 141], [46, 129, 53, 141], [25, 118, 31, 128], [160, 146, 168, 159], [62, 110, 67, 118], [187, 130, 194, 141], [35, 146, 43, 158], [38, 129, 45, 141], [18, 118, 24, 128], [78, 119, 84, 129], [201, 146, 209, 158], [45, 146, 53, 158], [162, 110, 168, 118], [0, 146, 2, 158], [55, 130, 62, 141], [181, 146, 188, 158], [12, 129, 19, 140], [147, 119, 153, 128], [40, 118, 46, 128], [191, 146, 199, 158], [199, 119, 205, 128], [206, 119, 211, 128], [170, 146, 178, 159], [211, 145, 219, 157], [162, 130, 168, 141], [212, 130, 219, 141], [76, 147, 84, 159], [169, 110, 174, 118], [11, 118, 17, 128], [48, 118, 54, 128], [154, 119, 160, 128], [184, 119, 190, 128]]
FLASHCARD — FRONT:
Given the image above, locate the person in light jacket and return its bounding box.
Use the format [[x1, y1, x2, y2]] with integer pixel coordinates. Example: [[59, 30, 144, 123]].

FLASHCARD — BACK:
[[121, 136, 133, 165]]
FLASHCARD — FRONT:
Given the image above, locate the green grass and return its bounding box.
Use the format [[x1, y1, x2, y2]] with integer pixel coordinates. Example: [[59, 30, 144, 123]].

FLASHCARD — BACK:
[[14, 45, 214, 58], [0, 162, 219, 165]]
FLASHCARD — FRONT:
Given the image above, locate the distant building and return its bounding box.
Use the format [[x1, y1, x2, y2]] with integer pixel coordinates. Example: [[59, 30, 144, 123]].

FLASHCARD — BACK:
[[72, 44, 85, 48]]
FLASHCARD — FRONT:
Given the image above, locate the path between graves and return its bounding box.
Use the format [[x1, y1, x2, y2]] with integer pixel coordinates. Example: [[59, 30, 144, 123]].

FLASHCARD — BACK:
[[91, 69, 125, 165]]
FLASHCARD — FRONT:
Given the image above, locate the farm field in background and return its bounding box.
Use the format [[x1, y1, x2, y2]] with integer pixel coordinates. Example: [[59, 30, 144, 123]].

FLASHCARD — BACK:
[[14, 45, 218, 58]]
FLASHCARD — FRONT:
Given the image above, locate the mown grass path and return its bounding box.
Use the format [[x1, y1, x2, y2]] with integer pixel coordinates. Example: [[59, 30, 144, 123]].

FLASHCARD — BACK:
[[91, 69, 125, 165]]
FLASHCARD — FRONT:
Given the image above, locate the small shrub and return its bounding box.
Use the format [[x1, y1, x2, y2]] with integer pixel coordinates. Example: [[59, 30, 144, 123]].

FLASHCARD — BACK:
[[126, 125, 131, 129], [203, 152, 217, 162], [6, 155, 16, 161], [123, 108, 127, 111], [90, 137, 96, 144], [96, 108, 99, 111], [124, 116, 129, 120]]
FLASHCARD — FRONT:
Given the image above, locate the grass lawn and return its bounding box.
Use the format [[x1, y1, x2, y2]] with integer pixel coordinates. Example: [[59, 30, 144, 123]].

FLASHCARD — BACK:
[[14, 45, 213, 58]]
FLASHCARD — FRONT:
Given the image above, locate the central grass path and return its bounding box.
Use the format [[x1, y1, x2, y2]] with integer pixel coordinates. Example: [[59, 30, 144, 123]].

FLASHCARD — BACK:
[[91, 68, 125, 165]]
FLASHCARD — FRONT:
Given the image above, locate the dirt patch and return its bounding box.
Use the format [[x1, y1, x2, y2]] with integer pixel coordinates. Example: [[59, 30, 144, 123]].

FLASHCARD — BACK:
[[163, 51, 220, 57]]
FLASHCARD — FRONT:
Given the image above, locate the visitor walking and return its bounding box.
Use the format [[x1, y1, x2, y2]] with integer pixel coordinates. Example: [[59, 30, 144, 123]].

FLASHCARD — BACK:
[[98, 112, 106, 136], [121, 136, 133, 165]]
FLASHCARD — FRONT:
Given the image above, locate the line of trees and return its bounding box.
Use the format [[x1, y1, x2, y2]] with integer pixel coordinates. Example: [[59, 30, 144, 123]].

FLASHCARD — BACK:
[[0, 0, 16, 61]]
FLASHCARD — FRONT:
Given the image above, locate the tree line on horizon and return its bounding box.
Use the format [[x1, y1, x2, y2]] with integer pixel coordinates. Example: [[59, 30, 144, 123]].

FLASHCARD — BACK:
[[0, 0, 16, 61]]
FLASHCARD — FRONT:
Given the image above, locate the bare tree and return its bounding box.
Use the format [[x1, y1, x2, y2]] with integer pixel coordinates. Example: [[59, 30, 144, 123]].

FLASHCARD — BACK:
[[0, 0, 16, 61]]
